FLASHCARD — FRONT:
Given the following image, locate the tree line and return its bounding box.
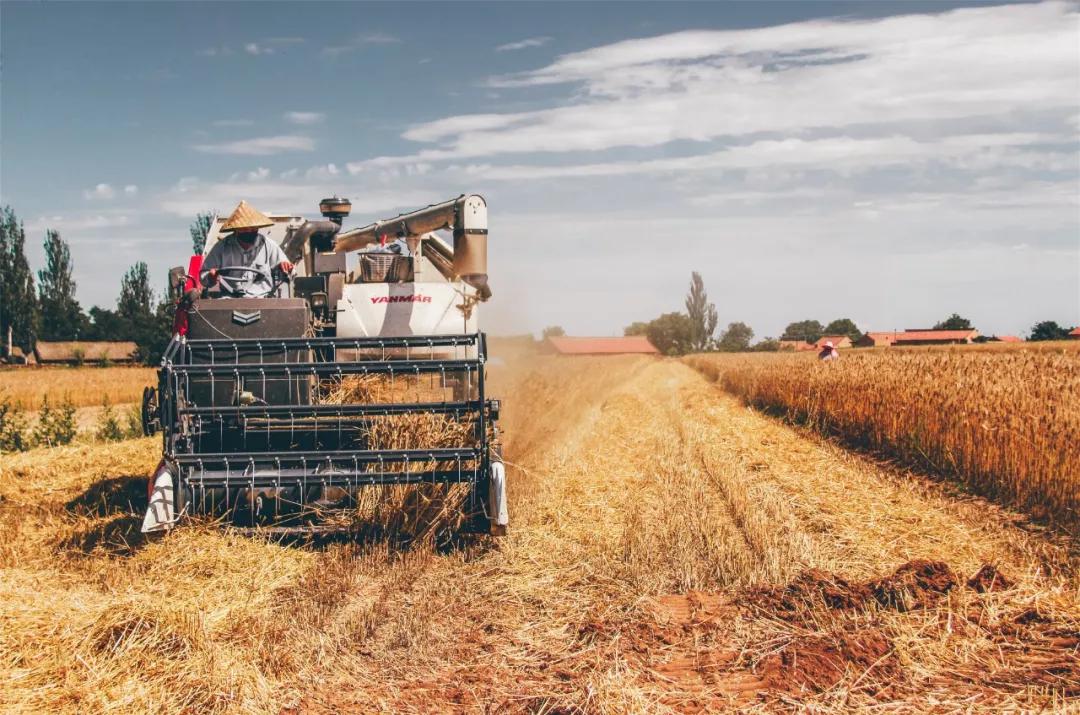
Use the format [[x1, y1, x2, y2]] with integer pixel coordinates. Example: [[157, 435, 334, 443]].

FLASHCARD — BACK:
[[618, 272, 766, 354], [0, 206, 215, 364], [612, 272, 865, 355], [605, 274, 1075, 356]]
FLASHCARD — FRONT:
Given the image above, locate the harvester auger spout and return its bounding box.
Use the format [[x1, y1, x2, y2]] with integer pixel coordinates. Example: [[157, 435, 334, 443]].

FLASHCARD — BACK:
[[141, 195, 506, 538]]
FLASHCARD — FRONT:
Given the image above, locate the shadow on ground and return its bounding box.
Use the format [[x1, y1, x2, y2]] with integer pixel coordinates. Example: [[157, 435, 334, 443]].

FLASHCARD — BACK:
[[61, 474, 150, 556]]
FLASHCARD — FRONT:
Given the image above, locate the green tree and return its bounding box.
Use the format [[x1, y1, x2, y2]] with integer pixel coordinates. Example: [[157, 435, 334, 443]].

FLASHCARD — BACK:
[[141, 298, 175, 365], [781, 319, 824, 343], [118, 262, 153, 327], [116, 262, 173, 363], [541, 325, 565, 339], [0, 394, 28, 453], [37, 229, 87, 340], [934, 313, 973, 330], [31, 396, 76, 448], [84, 306, 127, 341], [95, 397, 125, 443], [190, 211, 214, 255], [823, 318, 862, 342], [1029, 320, 1070, 341], [751, 337, 780, 352], [624, 321, 649, 337], [0, 207, 39, 352], [0, 211, 8, 353], [684, 271, 718, 352], [718, 321, 754, 352], [644, 312, 695, 356]]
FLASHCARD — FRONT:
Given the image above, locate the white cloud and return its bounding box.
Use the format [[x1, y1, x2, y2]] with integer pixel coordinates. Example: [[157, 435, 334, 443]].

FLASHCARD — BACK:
[[454, 132, 1074, 181], [304, 163, 340, 180], [201, 37, 303, 58], [83, 183, 116, 200], [363, 2, 1077, 165], [192, 135, 315, 156], [284, 111, 326, 125], [496, 36, 552, 52], [158, 175, 430, 218], [323, 32, 401, 55], [212, 119, 255, 127], [123, 185, 138, 195], [26, 212, 132, 233]]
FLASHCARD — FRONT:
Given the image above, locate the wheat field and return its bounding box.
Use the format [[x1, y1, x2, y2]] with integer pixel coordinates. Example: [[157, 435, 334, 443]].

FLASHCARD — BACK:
[[0, 366, 156, 409], [686, 344, 1080, 530], [0, 355, 1077, 713]]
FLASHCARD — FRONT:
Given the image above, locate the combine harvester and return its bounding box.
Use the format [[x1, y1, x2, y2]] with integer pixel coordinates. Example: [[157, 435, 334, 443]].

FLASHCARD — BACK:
[[140, 195, 507, 536]]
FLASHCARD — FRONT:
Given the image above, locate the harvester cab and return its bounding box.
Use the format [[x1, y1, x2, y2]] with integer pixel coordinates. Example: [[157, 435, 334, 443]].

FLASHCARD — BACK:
[[141, 195, 507, 538]]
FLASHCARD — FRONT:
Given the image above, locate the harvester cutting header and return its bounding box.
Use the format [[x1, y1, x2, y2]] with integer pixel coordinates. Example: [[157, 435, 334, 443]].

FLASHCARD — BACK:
[[140, 195, 507, 538]]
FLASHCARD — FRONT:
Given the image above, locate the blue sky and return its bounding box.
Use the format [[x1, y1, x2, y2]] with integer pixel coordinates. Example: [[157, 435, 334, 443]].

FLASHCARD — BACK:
[[2, 1, 1077, 338]]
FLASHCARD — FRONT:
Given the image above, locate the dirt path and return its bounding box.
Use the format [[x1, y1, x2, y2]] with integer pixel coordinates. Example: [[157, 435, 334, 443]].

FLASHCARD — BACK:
[[291, 356, 1078, 712], [2, 356, 1076, 713]]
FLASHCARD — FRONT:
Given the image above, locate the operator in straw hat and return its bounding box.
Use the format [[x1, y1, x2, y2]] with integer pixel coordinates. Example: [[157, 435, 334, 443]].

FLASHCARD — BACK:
[[200, 201, 294, 298]]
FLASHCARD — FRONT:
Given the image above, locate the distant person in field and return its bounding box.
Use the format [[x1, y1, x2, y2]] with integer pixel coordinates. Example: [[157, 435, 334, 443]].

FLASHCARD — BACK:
[[201, 200, 293, 298], [818, 340, 840, 361]]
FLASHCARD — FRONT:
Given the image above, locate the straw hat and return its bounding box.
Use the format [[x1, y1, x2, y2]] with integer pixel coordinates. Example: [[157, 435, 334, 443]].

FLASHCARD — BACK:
[[219, 201, 273, 234]]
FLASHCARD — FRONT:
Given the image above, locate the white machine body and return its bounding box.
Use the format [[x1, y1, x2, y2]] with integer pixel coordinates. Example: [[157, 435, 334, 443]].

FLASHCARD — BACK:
[[336, 282, 478, 338]]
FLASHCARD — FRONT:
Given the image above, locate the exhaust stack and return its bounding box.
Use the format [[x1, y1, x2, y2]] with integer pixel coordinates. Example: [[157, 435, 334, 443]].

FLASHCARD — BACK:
[[319, 196, 352, 226]]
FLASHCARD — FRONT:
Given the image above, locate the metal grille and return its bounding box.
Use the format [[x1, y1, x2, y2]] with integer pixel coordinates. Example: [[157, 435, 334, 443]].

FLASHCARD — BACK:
[[157, 333, 496, 524]]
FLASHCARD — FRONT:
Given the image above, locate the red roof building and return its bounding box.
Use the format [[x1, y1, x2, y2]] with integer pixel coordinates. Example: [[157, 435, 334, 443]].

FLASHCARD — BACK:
[[856, 332, 900, 347], [778, 340, 816, 352], [544, 336, 659, 356], [996, 335, 1023, 343], [34, 341, 139, 364], [814, 335, 853, 349], [893, 329, 979, 345], [857, 329, 980, 347]]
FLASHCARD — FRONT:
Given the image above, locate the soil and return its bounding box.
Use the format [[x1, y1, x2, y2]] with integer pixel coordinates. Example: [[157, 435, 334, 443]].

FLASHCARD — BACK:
[[760, 628, 895, 695], [746, 559, 958, 620], [967, 563, 1014, 593], [602, 559, 1080, 706]]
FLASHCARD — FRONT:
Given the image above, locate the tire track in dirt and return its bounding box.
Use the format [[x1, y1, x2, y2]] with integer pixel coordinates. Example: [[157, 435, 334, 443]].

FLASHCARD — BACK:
[[285, 356, 1079, 712]]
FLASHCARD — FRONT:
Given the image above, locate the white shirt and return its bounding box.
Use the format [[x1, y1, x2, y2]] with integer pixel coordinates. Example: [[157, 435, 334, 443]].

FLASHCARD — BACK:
[[201, 233, 288, 298]]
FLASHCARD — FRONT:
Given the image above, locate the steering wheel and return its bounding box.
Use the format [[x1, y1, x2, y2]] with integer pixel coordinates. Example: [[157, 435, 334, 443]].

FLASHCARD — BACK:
[[208, 265, 289, 297]]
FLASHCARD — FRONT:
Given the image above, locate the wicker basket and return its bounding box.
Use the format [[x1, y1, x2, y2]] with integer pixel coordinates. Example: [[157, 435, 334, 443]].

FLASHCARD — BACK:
[[359, 254, 414, 283]]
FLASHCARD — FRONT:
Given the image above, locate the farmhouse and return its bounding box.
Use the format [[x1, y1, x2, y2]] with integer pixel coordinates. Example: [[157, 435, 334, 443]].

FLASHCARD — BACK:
[[857, 332, 900, 347], [778, 340, 816, 352], [1070, 328, 1080, 340], [543, 336, 659, 356], [893, 329, 979, 345], [34, 341, 139, 365], [815, 335, 853, 349], [1, 346, 35, 365], [857, 329, 980, 347]]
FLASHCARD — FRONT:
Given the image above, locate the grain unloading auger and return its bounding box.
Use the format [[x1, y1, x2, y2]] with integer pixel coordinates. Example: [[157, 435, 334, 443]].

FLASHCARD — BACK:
[[140, 195, 507, 536]]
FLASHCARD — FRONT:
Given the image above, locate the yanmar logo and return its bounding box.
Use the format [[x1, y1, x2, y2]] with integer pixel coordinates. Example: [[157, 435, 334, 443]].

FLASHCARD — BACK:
[[370, 295, 432, 304]]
